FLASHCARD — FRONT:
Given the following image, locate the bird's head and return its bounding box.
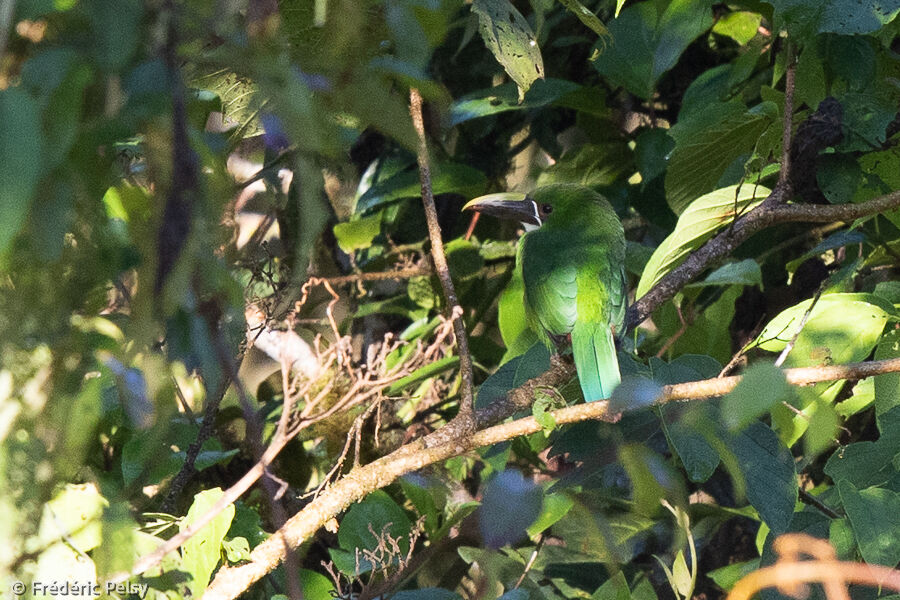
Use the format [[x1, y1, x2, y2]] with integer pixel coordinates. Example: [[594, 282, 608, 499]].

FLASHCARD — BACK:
[[462, 184, 608, 228]]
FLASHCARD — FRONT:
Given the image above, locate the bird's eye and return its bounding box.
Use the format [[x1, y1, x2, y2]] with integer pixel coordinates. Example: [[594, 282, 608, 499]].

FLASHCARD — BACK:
[[541, 204, 553, 215]]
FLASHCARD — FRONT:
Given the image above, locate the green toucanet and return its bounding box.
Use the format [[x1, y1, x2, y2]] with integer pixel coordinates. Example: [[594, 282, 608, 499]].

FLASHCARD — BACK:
[[464, 184, 626, 401]]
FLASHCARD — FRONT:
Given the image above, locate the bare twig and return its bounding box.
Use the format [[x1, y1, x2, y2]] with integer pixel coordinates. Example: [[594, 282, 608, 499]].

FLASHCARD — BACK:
[[409, 88, 476, 427], [323, 265, 432, 286], [202, 355, 900, 600], [774, 283, 824, 367]]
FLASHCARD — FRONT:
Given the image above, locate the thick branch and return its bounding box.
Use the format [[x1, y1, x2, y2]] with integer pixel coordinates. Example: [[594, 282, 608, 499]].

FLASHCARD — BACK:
[[409, 88, 476, 424], [626, 187, 900, 328], [203, 355, 900, 600]]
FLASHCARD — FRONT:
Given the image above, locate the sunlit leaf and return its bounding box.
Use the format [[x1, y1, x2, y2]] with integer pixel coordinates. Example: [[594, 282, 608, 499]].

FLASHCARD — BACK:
[[636, 185, 769, 298], [182, 488, 235, 598], [722, 363, 793, 431]]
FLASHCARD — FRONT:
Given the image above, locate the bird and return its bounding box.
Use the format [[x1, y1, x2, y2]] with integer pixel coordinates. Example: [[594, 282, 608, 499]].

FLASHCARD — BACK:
[[464, 184, 626, 401]]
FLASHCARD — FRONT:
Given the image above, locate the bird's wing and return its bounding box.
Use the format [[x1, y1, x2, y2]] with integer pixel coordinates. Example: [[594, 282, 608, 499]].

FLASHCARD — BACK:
[[519, 233, 578, 337]]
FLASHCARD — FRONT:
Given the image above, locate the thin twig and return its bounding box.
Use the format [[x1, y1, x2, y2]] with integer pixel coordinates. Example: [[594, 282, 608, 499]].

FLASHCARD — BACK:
[[779, 41, 797, 188], [774, 283, 825, 367], [322, 265, 431, 286], [409, 88, 476, 426]]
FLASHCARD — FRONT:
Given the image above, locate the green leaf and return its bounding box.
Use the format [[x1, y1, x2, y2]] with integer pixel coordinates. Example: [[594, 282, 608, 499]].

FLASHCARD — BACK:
[[338, 490, 412, 556], [835, 377, 875, 419], [333, 213, 382, 253], [448, 78, 581, 125], [665, 101, 777, 214], [749, 294, 893, 369], [182, 488, 235, 598], [874, 328, 900, 424], [536, 142, 634, 188], [498, 269, 539, 362], [471, 0, 544, 101], [619, 444, 686, 516], [557, 0, 608, 38], [222, 536, 250, 562], [805, 399, 839, 455], [838, 480, 900, 567], [591, 0, 713, 100], [662, 408, 719, 483], [0, 87, 42, 256], [527, 491, 574, 537], [671, 549, 693, 598], [591, 571, 632, 600], [769, 0, 900, 35], [723, 363, 793, 431], [824, 406, 900, 488], [385, 355, 459, 395], [712, 11, 762, 44], [298, 569, 337, 600], [707, 558, 760, 591], [400, 475, 441, 537], [476, 342, 549, 408], [88, 0, 142, 72], [636, 185, 769, 298], [356, 162, 487, 213], [729, 422, 797, 534], [37, 484, 106, 552], [685, 259, 762, 288]]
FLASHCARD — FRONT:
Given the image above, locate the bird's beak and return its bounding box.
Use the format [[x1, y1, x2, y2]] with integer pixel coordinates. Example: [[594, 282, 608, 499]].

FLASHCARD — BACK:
[[462, 192, 542, 226]]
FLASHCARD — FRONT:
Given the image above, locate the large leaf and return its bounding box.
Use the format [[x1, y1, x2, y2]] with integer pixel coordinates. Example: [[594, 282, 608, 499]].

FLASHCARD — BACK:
[[749, 293, 894, 363], [636, 185, 769, 298], [181, 488, 235, 598], [471, 0, 544, 100], [356, 162, 487, 213], [838, 480, 900, 567], [874, 328, 900, 424], [729, 422, 798, 534], [591, 0, 714, 100], [769, 0, 900, 36], [824, 406, 900, 488], [665, 101, 778, 214], [449, 79, 580, 126], [722, 363, 794, 431], [0, 87, 42, 256]]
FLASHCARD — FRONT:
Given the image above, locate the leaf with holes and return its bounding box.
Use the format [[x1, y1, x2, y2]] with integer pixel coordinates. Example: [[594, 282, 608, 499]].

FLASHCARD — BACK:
[[471, 0, 544, 101]]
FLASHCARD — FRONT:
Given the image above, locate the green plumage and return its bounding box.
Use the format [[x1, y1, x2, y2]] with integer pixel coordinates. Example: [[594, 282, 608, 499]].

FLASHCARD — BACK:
[[518, 185, 626, 401], [465, 184, 626, 401]]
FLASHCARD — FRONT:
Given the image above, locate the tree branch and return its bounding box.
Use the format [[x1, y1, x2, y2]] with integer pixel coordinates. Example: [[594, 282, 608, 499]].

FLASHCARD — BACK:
[[626, 187, 900, 328], [409, 88, 476, 427], [202, 355, 900, 600], [778, 41, 796, 188]]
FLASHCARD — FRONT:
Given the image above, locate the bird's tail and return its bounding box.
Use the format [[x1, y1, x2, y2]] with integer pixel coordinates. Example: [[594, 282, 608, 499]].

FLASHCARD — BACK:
[[571, 320, 621, 402]]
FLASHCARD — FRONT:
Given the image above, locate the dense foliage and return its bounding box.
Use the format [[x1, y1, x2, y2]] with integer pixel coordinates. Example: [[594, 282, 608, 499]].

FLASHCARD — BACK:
[[2, 0, 900, 598]]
